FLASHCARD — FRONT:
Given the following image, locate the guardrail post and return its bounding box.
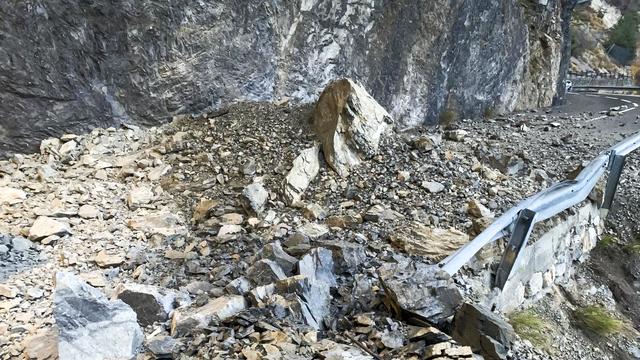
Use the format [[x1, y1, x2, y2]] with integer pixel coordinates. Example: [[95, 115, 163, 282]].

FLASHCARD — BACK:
[[494, 209, 537, 290], [602, 153, 626, 211]]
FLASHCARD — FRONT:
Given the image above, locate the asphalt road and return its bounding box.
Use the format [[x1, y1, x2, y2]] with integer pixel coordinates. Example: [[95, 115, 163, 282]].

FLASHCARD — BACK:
[[552, 92, 640, 147]]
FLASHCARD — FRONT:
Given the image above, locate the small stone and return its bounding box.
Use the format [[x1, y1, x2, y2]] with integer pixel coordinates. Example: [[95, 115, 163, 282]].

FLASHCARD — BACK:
[[23, 328, 58, 360], [0, 284, 19, 298], [127, 186, 154, 209], [11, 237, 32, 252], [192, 198, 218, 223], [217, 224, 243, 237], [302, 203, 327, 221], [147, 336, 179, 358], [221, 213, 243, 225], [78, 205, 100, 219], [421, 181, 445, 193], [241, 182, 269, 215], [27, 287, 44, 299], [282, 145, 321, 205], [467, 199, 493, 218], [28, 216, 70, 241], [0, 187, 26, 205], [94, 250, 125, 268], [115, 283, 189, 327]]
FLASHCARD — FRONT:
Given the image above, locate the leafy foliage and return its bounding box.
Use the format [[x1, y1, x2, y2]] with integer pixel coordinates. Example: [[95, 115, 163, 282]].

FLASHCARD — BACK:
[[606, 12, 640, 52]]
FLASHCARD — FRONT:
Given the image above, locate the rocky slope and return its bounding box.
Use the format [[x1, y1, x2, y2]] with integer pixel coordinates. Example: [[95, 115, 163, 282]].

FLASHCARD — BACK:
[[0, 0, 576, 157], [1, 80, 639, 359]]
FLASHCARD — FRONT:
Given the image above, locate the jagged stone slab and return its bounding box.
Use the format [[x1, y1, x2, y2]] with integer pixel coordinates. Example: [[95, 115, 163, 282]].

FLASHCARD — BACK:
[[54, 272, 143, 360], [171, 295, 247, 336], [452, 302, 515, 360], [378, 261, 462, 326], [390, 222, 469, 261], [282, 145, 321, 206]]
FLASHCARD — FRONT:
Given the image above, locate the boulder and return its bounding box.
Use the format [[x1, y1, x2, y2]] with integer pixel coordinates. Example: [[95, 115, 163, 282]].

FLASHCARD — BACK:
[[241, 182, 268, 215], [54, 272, 143, 360], [312, 79, 392, 177], [451, 303, 515, 360], [28, 216, 70, 241], [282, 145, 321, 205], [170, 295, 247, 336], [246, 259, 287, 286], [378, 261, 462, 325]]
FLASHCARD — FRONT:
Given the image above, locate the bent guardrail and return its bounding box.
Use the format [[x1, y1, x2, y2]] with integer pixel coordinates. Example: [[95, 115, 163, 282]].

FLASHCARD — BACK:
[[439, 131, 640, 289]]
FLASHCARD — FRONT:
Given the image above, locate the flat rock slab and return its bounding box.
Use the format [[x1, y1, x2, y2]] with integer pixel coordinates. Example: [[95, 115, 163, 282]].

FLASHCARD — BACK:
[[54, 272, 143, 360], [390, 222, 469, 261]]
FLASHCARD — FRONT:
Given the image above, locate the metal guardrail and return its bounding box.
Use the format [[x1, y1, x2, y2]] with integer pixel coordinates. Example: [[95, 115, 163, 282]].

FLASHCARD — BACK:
[[439, 131, 640, 289]]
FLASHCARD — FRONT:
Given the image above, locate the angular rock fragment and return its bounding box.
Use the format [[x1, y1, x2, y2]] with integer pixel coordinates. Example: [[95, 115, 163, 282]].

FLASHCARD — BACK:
[[191, 198, 218, 223], [114, 283, 190, 326], [451, 303, 514, 360], [94, 250, 124, 268], [54, 272, 143, 360], [127, 185, 155, 209], [28, 216, 70, 241], [282, 145, 321, 205], [257, 241, 298, 274], [147, 335, 180, 359], [378, 261, 462, 325], [312, 78, 392, 177], [0, 187, 26, 205], [171, 295, 247, 336], [225, 276, 252, 295], [390, 222, 469, 261], [246, 259, 287, 286], [22, 328, 58, 360], [127, 211, 184, 236], [241, 182, 268, 215], [297, 247, 337, 287], [421, 181, 445, 194], [302, 203, 327, 221], [467, 199, 494, 219], [364, 204, 404, 222], [77, 204, 100, 219]]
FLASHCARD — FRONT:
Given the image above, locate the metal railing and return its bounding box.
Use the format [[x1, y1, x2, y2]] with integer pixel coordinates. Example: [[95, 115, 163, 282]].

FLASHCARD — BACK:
[[439, 131, 640, 289]]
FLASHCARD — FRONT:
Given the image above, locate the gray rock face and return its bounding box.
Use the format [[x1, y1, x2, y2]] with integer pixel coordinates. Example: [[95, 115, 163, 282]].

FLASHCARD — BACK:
[[0, 0, 571, 157], [54, 272, 143, 360]]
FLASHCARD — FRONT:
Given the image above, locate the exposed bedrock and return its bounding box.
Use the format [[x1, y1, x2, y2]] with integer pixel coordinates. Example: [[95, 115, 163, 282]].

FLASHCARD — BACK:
[[0, 0, 572, 156]]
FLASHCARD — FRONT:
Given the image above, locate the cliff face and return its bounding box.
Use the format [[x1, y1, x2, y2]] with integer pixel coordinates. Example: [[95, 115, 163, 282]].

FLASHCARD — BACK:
[[0, 0, 572, 156]]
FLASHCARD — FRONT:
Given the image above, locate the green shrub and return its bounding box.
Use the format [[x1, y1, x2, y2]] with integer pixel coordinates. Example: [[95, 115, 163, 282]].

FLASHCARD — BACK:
[[598, 234, 616, 248], [509, 311, 550, 350], [606, 12, 640, 52], [574, 305, 622, 336], [483, 107, 496, 119], [439, 109, 458, 127]]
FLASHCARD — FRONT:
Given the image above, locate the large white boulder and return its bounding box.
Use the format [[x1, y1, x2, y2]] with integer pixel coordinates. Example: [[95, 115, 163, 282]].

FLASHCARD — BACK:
[[312, 79, 392, 177]]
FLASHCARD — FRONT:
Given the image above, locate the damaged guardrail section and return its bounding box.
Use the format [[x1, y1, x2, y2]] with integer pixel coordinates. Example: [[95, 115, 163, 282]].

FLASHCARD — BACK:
[[439, 131, 640, 289]]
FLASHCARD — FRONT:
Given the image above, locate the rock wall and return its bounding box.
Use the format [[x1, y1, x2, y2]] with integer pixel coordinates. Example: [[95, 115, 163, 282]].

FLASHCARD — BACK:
[[465, 201, 604, 313], [0, 0, 572, 157]]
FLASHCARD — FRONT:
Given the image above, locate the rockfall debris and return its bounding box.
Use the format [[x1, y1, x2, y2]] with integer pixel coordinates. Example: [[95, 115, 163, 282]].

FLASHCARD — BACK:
[[1, 79, 639, 360]]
